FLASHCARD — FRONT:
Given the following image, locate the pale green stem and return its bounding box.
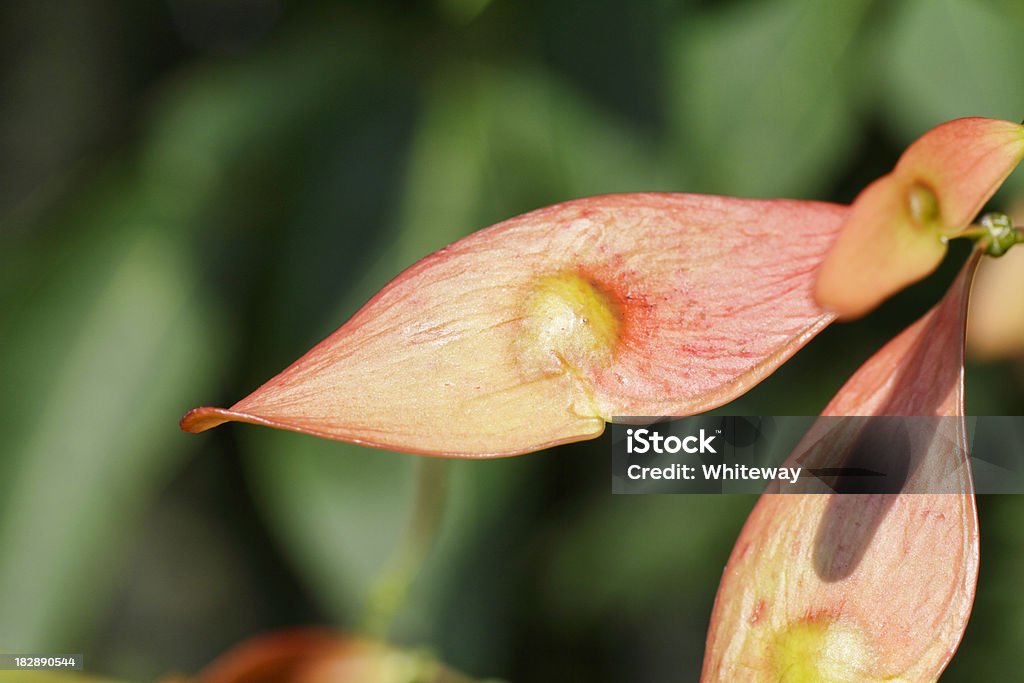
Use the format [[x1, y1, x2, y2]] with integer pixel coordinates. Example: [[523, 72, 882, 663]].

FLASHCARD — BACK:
[[950, 213, 1023, 257], [361, 457, 449, 640]]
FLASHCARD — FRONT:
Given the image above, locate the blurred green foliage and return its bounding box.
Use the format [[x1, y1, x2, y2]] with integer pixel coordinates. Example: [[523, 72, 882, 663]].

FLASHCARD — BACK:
[[1, 1, 1022, 681]]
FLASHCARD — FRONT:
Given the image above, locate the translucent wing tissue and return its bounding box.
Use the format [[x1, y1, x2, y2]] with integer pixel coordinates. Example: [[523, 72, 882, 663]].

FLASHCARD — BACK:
[[182, 193, 846, 456], [703, 252, 981, 682]]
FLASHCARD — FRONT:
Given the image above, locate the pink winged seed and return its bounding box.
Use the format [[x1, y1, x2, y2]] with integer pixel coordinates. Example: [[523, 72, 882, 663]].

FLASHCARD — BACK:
[[817, 117, 1024, 319], [703, 252, 981, 682], [182, 193, 847, 456]]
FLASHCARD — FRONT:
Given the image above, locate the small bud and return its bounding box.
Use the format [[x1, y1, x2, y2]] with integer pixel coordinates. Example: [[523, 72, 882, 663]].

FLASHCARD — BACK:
[[978, 212, 1020, 257]]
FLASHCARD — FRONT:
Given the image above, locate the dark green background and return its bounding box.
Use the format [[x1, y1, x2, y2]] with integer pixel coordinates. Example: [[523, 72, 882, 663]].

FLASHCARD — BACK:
[[2, 1, 1023, 680]]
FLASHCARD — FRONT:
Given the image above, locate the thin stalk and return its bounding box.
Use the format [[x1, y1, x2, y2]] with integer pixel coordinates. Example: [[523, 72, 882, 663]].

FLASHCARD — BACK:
[[361, 457, 449, 640], [949, 213, 1023, 256]]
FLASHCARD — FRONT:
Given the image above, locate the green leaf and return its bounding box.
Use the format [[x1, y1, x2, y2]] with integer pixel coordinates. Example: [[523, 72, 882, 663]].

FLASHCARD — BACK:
[[541, 496, 753, 621], [0, 197, 225, 649], [668, 0, 871, 198], [880, 0, 1024, 196], [882, 0, 1024, 139], [0, 13, 391, 651], [471, 66, 678, 200]]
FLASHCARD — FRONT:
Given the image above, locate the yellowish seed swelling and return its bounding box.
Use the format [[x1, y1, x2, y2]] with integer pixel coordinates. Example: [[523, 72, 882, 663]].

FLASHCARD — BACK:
[[515, 272, 621, 379], [905, 182, 940, 230], [770, 618, 885, 683]]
